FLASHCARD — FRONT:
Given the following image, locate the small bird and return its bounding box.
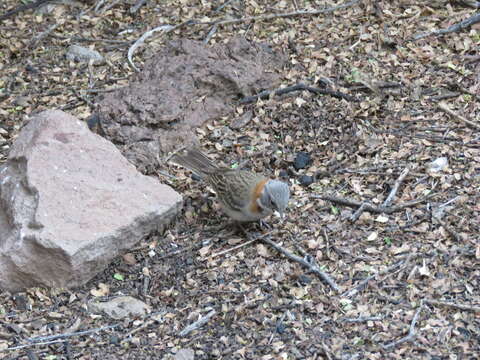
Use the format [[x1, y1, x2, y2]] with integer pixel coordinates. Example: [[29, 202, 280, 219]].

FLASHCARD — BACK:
[[171, 148, 290, 222]]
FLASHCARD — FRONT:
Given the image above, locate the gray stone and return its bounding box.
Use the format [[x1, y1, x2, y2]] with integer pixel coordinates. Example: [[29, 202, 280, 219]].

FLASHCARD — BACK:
[[88, 296, 151, 319], [174, 348, 195, 360], [0, 110, 182, 292], [66, 45, 105, 64]]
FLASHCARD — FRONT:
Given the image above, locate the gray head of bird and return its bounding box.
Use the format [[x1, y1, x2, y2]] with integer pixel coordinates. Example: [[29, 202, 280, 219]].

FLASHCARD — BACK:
[[259, 180, 290, 220]]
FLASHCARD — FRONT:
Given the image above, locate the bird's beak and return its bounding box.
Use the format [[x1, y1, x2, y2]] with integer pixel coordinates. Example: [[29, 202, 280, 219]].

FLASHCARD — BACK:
[[274, 210, 285, 223]]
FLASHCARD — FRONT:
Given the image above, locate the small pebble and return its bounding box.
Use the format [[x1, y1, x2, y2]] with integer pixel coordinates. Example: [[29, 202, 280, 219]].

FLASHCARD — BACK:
[[428, 157, 448, 172], [276, 321, 286, 334], [298, 274, 312, 285], [298, 175, 314, 186], [25, 65, 39, 73], [66, 45, 105, 65], [278, 169, 289, 179], [109, 335, 121, 345], [86, 113, 101, 133], [12, 295, 29, 310], [293, 151, 312, 170]]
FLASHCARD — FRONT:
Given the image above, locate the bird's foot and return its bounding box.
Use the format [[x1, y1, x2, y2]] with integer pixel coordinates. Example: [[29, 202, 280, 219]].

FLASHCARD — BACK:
[[258, 219, 272, 231]]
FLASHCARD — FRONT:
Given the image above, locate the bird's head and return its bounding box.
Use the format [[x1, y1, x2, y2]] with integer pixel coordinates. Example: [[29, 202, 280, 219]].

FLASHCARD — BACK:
[[259, 180, 290, 220]]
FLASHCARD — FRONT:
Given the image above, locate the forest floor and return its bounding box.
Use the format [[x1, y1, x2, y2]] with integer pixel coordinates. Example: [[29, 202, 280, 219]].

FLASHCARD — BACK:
[[0, 0, 479, 359]]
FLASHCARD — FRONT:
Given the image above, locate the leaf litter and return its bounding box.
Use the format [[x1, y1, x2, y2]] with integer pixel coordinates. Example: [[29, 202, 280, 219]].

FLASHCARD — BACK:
[[0, 0, 479, 359]]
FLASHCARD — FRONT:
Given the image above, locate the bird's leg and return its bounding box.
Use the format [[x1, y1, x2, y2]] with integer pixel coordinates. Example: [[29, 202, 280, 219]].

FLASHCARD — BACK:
[[258, 219, 272, 231]]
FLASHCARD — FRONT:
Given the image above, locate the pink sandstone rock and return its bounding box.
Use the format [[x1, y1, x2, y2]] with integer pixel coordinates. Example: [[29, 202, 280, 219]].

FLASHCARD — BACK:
[[0, 110, 182, 292]]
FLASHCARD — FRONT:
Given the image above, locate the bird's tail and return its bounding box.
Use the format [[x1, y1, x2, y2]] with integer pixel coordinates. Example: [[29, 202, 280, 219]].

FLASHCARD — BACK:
[[170, 148, 218, 178]]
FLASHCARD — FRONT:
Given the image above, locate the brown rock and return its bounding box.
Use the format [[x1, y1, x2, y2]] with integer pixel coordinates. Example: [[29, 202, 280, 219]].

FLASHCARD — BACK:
[[96, 37, 285, 172], [0, 110, 182, 292]]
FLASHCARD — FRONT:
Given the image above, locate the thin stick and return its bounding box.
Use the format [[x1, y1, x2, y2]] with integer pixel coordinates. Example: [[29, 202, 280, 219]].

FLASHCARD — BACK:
[[128, 21, 197, 71], [341, 316, 383, 323], [342, 257, 415, 298], [204, 25, 218, 44], [382, 167, 410, 208], [260, 237, 341, 293], [350, 202, 369, 222], [413, 12, 480, 40], [179, 310, 216, 337], [382, 301, 425, 350], [424, 299, 480, 312], [99, 0, 122, 13], [209, 235, 264, 259], [0, 0, 50, 22], [28, 23, 60, 49], [5, 339, 66, 351], [27, 324, 119, 343], [239, 83, 355, 104], [215, 0, 237, 12], [316, 194, 435, 214], [437, 102, 480, 130], [386, 196, 436, 213], [3, 325, 119, 352], [130, 0, 148, 14]]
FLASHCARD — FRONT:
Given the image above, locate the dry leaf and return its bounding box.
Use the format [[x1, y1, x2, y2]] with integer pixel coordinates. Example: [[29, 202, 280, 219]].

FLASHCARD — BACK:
[[90, 283, 110, 297], [123, 253, 137, 265], [256, 244, 270, 258]]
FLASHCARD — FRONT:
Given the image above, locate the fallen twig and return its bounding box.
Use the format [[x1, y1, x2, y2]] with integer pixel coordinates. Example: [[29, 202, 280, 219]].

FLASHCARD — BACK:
[[52, 34, 132, 45], [130, 0, 148, 14], [315, 194, 435, 215], [382, 301, 425, 350], [128, 21, 196, 71], [5, 339, 66, 351], [209, 232, 272, 259], [425, 299, 480, 312], [204, 25, 218, 44], [350, 202, 369, 222], [215, 0, 237, 12], [239, 83, 355, 104], [347, 81, 402, 92], [260, 237, 341, 293], [179, 310, 216, 337], [465, 54, 480, 64], [382, 167, 410, 208], [459, 0, 480, 9], [3, 324, 119, 352], [341, 316, 383, 323], [429, 91, 462, 102], [446, 81, 480, 102], [414, 12, 480, 40], [437, 102, 480, 130], [342, 256, 416, 298], [95, 0, 123, 13], [0, 0, 50, 22], [28, 23, 60, 49]]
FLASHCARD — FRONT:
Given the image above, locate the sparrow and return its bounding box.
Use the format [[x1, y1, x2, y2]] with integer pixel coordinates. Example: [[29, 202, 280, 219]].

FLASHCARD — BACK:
[[171, 148, 290, 222]]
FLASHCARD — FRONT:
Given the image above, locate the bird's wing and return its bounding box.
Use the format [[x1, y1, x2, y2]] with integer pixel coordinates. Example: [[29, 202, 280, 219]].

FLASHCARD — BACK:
[[209, 170, 262, 212]]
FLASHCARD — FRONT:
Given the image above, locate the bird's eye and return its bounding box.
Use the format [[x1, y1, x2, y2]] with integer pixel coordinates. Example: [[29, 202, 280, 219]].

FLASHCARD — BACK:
[[270, 199, 277, 210]]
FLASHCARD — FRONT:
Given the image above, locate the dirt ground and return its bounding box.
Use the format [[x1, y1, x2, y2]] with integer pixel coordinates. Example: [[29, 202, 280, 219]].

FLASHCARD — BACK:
[[0, 0, 479, 359]]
